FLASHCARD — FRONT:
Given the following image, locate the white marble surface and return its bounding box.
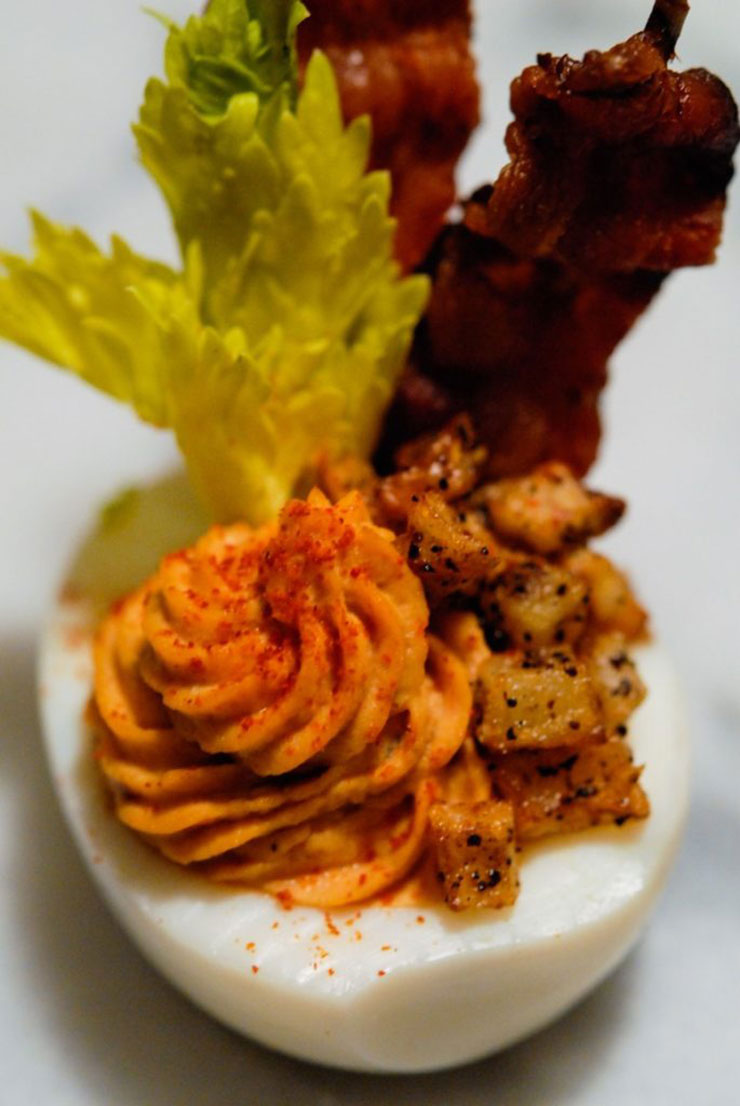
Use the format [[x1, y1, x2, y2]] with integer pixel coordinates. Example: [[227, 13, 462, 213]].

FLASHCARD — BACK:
[[0, 1, 738, 1102]]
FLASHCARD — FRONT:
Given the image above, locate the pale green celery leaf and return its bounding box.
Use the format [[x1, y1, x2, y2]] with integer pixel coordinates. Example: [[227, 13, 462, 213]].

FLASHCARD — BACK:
[[0, 213, 191, 425], [135, 30, 380, 326], [0, 7, 429, 528], [167, 325, 345, 523], [136, 0, 307, 302], [135, 83, 281, 311], [156, 0, 307, 117], [166, 295, 429, 526], [209, 54, 427, 361], [134, 45, 428, 522]]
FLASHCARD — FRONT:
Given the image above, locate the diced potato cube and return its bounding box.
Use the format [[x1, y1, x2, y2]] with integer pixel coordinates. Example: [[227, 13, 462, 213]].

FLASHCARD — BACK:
[[586, 632, 646, 735], [428, 800, 519, 911], [366, 415, 487, 524], [474, 648, 602, 751], [393, 414, 486, 503], [488, 738, 650, 840], [480, 561, 589, 650], [401, 492, 497, 604], [478, 462, 624, 555], [564, 549, 647, 639]]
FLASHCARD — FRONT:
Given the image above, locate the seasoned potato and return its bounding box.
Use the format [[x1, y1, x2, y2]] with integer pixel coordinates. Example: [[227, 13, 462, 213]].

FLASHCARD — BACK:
[[564, 549, 647, 639], [399, 492, 497, 604], [488, 739, 650, 840], [320, 416, 487, 531], [479, 561, 589, 651], [374, 414, 488, 524], [474, 648, 602, 751], [323, 421, 652, 912], [477, 462, 624, 555], [392, 414, 487, 500], [428, 800, 519, 910], [586, 632, 646, 735]]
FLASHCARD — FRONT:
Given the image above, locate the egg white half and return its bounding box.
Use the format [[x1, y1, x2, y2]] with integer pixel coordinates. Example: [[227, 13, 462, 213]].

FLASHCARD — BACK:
[[38, 488, 689, 1073]]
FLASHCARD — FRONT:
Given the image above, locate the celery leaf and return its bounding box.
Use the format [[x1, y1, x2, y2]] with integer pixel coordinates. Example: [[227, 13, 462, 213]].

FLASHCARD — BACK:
[[0, 1, 428, 525]]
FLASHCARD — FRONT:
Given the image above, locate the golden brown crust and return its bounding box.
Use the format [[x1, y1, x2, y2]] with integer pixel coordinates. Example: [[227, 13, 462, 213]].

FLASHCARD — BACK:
[[473, 463, 625, 555], [486, 739, 650, 841], [473, 648, 604, 753], [564, 549, 648, 639], [326, 421, 651, 869], [428, 800, 520, 911], [440, 610, 649, 842]]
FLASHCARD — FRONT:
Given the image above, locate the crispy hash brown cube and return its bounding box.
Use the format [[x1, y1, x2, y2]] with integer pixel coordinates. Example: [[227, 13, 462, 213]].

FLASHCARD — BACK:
[[392, 414, 487, 501], [474, 649, 602, 752], [479, 560, 589, 651], [372, 414, 488, 525], [476, 462, 624, 555], [564, 549, 648, 638], [487, 739, 650, 841], [322, 420, 654, 909], [428, 800, 519, 910], [586, 632, 646, 736], [400, 492, 497, 604]]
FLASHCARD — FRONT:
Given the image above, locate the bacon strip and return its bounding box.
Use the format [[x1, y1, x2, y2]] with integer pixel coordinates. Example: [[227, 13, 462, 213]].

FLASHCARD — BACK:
[[380, 2, 739, 476], [469, 1, 739, 274], [298, 1, 480, 271]]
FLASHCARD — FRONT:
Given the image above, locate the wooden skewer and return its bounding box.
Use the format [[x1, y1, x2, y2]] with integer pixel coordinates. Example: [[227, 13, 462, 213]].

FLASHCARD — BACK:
[[644, 0, 690, 60]]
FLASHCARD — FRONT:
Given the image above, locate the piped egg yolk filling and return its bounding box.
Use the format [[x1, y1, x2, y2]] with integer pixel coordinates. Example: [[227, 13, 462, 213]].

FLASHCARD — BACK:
[[92, 478, 650, 911], [92, 489, 472, 907]]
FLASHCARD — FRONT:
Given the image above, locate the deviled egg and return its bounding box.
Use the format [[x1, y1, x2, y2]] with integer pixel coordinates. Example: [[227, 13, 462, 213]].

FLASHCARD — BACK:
[[38, 484, 689, 1074]]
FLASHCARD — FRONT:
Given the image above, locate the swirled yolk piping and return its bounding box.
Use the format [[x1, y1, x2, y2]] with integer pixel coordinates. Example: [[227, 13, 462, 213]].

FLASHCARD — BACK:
[[92, 489, 471, 905]]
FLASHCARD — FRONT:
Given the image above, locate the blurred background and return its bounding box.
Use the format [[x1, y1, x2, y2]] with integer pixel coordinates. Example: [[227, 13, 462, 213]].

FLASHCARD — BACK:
[[1, 2, 738, 1102]]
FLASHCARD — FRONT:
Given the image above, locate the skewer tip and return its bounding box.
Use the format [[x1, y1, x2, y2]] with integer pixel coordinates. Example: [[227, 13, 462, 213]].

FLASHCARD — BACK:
[[645, 0, 690, 60]]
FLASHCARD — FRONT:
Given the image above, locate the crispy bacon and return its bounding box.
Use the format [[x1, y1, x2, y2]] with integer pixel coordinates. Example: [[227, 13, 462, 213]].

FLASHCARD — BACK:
[[380, 206, 663, 476], [468, 0, 739, 273], [379, 1, 739, 476], [298, 1, 480, 271]]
